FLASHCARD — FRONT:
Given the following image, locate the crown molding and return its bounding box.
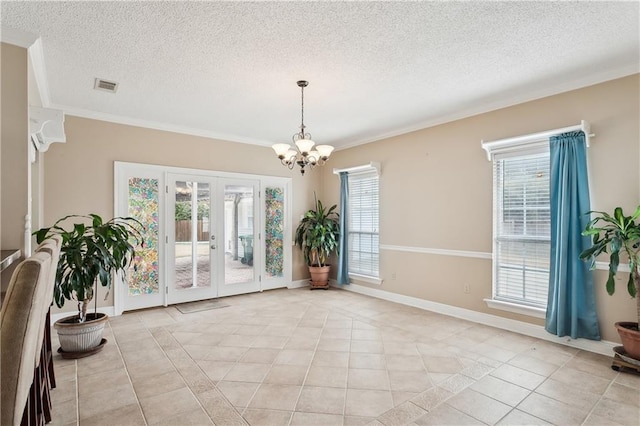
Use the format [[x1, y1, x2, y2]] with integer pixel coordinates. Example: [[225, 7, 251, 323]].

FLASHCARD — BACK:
[[53, 103, 275, 147], [335, 63, 640, 152], [0, 25, 38, 48]]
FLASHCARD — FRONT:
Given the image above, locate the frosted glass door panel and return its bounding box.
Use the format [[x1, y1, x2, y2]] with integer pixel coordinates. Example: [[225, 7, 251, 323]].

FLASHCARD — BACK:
[[264, 186, 285, 278], [127, 177, 160, 296]]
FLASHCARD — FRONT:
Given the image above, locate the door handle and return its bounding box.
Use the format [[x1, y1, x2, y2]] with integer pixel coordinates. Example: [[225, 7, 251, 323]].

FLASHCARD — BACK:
[[211, 244, 216, 250]]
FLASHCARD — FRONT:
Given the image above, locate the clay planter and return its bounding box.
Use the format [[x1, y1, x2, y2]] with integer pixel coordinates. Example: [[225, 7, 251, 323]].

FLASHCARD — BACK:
[[54, 312, 108, 353], [309, 265, 330, 289], [615, 322, 640, 360]]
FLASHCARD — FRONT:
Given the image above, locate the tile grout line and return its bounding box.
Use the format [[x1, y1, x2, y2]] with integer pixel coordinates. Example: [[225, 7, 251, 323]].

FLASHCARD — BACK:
[[211, 305, 312, 422], [281, 301, 327, 426], [147, 316, 248, 425], [502, 344, 585, 425], [470, 343, 552, 426], [109, 319, 150, 426], [74, 358, 79, 426], [579, 356, 620, 425], [152, 325, 224, 425], [402, 332, 550, 424]]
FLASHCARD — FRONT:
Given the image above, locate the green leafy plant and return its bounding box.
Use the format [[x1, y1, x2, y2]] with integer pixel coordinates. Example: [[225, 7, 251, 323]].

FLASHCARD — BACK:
[[580, 205, 640, 324], [35, 214, 144, 322], [295, 196, 340, 267]]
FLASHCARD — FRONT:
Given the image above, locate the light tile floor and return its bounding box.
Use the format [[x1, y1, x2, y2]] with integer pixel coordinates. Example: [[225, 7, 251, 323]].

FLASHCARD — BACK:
[[49, 288, 640, 425]]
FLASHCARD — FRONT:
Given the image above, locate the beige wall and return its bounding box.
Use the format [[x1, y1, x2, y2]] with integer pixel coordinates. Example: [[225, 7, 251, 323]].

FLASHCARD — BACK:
[[321, 74, 640, 343], [1, 43, 29, 253], [43, 116, 321, 313]]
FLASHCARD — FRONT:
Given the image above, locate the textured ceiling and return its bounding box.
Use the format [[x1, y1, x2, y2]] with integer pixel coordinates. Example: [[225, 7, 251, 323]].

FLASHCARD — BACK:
[[1, 1, 639, 149]]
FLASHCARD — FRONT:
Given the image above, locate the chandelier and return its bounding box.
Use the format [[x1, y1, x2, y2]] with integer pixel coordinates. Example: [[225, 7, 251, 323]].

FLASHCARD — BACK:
[[272, 80, 334, 175]]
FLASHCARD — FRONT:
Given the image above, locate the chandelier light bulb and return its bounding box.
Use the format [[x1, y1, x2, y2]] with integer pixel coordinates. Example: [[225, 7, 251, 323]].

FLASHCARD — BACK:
[[315, 145, 334, 159], [295, 138, 315, 155], [272, 143, 292, 158]]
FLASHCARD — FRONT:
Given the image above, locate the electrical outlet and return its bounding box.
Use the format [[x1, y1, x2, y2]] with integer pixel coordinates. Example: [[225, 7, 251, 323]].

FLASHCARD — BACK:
[[391, 272, 396, 280], [464, 283, 470, 294]]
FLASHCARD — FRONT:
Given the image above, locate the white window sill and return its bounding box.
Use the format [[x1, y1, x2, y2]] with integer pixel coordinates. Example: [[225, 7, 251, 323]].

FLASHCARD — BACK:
[[349, 273, 383, 285], [484, 298, 546, 319]]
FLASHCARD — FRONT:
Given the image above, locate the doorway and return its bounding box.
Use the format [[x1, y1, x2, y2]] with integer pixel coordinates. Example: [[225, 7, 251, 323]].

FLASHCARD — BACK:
[[114, 162, 291, 314]]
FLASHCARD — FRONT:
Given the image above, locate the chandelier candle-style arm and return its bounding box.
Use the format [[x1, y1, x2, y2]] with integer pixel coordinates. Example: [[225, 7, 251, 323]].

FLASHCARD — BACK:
[[272, 80, 334, 175], [308, 150, 320, 165]]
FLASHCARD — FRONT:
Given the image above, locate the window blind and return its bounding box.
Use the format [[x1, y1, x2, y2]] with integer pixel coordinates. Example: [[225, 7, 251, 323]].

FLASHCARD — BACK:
[[348, 171, 379, 277], [494, 152, 550, 308]]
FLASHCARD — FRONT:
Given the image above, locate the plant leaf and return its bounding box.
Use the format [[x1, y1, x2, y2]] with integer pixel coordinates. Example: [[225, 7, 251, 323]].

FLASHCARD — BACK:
[[627, 272, 637, 298], [606, 272, 616, 295]]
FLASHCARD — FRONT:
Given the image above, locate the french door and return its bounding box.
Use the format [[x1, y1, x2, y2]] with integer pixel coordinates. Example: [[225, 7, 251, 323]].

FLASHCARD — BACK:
[[217, 178, 260, 297], [167, 174, 261, 303], [115, 162, 290, 314], [167, 174, 218, 304]]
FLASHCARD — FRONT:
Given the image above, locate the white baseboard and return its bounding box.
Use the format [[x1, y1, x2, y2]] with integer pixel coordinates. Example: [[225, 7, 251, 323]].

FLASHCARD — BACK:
[[51, 306, 115, 324], [287, 279, 310, 289], [333, 282, 617, 357]]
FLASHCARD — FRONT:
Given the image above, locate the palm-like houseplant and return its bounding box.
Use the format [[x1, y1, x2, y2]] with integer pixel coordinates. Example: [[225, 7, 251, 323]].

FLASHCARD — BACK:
[[580, 205, 640, 359], [35, 214, 143, 353], [295, 197, 340, 289]]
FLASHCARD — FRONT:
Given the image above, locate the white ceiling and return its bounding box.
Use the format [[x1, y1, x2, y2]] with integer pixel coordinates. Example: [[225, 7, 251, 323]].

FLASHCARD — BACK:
[[1, 1, 638, 150]]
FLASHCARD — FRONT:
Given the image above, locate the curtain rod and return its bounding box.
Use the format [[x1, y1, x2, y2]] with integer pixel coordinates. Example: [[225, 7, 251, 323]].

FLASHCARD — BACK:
[[333, 162, 380, 175], [481, 120, 594, 161]]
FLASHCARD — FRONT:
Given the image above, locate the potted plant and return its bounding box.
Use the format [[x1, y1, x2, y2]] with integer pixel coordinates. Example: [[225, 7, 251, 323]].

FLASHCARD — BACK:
[[35, 214, 143, 356], [295, 196, 340, 289], [580, 205, 640, 360]]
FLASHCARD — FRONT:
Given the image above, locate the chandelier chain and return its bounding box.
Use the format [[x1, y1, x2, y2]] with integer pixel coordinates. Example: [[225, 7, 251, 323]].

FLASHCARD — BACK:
[[300, 83, 304, 132]]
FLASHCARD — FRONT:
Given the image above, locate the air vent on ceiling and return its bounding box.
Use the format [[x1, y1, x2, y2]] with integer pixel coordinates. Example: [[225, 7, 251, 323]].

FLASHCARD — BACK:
[[94, 78, 118, 93]]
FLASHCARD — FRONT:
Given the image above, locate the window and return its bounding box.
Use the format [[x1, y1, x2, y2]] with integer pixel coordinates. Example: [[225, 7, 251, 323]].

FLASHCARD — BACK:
[[348, 170, 379, 278], [494, 151, 550, 309], [482, 124, 593, 317]]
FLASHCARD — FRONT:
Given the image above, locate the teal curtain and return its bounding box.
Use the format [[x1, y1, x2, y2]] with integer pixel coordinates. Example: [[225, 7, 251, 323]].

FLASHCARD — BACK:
[[337, 172, 349, 285], [545, 131, 600, 340]]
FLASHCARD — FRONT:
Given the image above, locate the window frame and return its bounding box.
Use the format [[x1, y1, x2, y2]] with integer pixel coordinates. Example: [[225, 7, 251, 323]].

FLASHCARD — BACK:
[[334, 163, 382, 285], [483, 138, 550, 318], [347, 169, 380, 281]]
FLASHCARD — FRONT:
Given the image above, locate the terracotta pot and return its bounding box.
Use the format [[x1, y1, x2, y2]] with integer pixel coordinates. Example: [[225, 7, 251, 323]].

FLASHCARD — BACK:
[[55, 312, 108, 353], [309, 265, 331, 288], [615, 321, 640, 360]]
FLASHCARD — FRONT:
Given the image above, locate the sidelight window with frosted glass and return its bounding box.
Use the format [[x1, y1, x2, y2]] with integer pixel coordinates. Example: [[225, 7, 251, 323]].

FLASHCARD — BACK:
[[348, 171, 380, 278], [493, 150, 550, 308]]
